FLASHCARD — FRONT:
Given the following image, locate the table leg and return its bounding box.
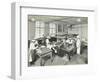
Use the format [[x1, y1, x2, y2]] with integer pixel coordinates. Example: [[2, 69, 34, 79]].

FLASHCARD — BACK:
[[50, 53, 53, 63], [40, 57, 45, 66]]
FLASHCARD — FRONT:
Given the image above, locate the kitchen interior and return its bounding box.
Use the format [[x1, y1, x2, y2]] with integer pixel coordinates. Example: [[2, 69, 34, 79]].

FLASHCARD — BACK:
[[28, 15, 88, 66]]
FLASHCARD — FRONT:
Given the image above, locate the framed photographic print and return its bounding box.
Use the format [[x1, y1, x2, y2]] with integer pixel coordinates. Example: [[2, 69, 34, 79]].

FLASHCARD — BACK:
[[11, 2, 96, 79]]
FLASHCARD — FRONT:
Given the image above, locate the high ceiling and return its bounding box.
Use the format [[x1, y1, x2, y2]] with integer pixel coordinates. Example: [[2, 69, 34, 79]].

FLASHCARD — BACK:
[[28, 15, 88, 25]]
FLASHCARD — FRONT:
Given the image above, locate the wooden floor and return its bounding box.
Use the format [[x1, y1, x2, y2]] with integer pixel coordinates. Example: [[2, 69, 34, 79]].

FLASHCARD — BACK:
[[29, 47, 88, 66]]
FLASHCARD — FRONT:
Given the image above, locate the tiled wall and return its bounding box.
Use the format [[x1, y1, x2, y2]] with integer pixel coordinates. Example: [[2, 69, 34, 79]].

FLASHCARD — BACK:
[[28, 21, 35, 40], [68, 24, 88, 40]]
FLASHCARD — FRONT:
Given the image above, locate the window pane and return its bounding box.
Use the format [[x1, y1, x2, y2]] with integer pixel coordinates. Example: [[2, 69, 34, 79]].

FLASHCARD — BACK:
[[41, 22, 45, 27], [35, 27, 40, 38], [35, 21, 45, 38], [36, 21, 40, 27], [49, 23, 56, 34]]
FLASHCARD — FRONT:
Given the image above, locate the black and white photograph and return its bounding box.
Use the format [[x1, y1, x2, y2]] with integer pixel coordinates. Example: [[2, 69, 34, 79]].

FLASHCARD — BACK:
[[28, 15, 88, 66], [11, 2, 96, 79]]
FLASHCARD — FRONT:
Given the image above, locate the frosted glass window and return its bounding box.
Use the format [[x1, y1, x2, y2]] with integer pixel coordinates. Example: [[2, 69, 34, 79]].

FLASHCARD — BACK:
[[35, 21, 45, 38], [49, 23, 56, 35]]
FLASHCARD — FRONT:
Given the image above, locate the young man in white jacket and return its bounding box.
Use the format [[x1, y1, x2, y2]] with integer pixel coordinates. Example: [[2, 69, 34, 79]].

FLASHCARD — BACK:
[[76, 35, 81, 55], [29, 40, 38, 65]]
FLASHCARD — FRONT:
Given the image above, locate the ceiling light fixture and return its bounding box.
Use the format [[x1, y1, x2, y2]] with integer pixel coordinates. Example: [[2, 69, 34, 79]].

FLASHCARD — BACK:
[[77, 18, 81, 22], [31, 18, 35, 21]]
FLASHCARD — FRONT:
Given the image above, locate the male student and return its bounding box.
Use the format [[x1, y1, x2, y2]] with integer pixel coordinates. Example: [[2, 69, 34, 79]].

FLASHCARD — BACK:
[[76, 35, 81, 55], [29, 40, 38, 65]]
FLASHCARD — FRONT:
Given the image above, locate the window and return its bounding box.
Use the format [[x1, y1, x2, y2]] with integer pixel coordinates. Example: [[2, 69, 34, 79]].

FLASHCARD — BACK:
[[35, 21, 45, 38], [49, 23, 56, 35]]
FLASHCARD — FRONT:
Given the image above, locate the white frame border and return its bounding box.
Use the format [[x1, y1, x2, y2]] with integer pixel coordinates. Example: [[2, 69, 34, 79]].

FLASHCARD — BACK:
[[11, 2, 97, 80]]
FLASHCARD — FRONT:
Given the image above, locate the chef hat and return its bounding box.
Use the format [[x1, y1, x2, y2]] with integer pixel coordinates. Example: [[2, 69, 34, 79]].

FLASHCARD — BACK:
[[31, 40, 36, 42], [77, 35, 80, 38]]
